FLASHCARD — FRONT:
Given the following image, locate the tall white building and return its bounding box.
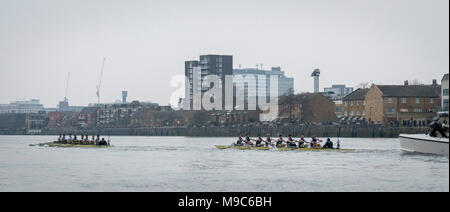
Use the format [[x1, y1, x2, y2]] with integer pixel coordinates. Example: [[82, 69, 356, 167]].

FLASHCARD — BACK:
[[233, 67, 294, 99]]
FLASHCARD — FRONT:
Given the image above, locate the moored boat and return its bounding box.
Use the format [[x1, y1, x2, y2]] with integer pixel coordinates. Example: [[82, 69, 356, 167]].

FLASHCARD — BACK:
[[399, 134, 449, 156]]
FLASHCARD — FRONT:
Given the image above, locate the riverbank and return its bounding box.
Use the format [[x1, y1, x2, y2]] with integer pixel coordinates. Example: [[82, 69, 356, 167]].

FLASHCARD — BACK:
[[1, 126, 429, 138]]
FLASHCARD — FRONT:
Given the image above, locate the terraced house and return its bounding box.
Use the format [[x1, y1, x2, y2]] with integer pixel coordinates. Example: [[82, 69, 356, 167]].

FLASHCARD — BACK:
[[365, 81, 441, 124], [341, 88, 368, 122]]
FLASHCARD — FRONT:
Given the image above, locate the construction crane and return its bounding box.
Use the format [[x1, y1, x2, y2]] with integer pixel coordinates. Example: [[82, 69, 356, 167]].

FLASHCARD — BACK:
[[64, 72, 70, 102], [96, 58, 106, 104]]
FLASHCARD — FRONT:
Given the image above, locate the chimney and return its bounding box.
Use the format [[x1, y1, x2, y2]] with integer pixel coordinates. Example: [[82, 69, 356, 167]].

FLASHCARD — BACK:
[[404, 80, 409, 86], [432, 79, 437, 86]]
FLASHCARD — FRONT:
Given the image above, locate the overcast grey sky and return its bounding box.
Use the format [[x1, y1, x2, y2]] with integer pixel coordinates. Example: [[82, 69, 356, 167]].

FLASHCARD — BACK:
[[0, 0, 448, 107]]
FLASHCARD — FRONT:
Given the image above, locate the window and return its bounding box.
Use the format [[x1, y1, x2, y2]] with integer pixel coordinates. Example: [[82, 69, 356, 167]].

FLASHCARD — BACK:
[[444, 89, 449, 96], [430, 98, 434, 104], [416, 98, 420, 104], [350, 111, 354, 116], [362, 111, 366, 116], [344, 111, 348, 116], [356, 111, 360, 116], [350, 101, 353, 106], [386, 108, 395, 114], [414, 108, 422, 113], [387, 98, 393, 103], [402, 98, 407, 104]]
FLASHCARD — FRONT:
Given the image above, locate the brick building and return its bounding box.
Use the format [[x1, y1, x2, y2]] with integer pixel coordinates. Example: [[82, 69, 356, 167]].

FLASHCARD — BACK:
[[131, 108, 185, 127], [278, 93, 337, 123], [76, 107, 100, 129], [342, 88, 368, 122], [365, 83, 441, 124]]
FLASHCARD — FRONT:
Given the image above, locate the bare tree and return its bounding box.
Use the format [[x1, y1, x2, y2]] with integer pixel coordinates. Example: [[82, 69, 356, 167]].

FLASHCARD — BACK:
[[411, 79, 423, 85], [355, 82, 370, 89]]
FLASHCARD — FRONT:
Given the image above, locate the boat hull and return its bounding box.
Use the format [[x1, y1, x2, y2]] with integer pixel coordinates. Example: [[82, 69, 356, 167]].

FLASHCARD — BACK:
[[399, 134, 449, 156]]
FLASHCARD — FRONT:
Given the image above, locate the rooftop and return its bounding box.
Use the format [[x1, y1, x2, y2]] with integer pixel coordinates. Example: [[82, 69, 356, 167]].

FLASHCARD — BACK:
[[342, 88, 368, 101], [442, 74, 449, 82], [377, 85, 440, 98]]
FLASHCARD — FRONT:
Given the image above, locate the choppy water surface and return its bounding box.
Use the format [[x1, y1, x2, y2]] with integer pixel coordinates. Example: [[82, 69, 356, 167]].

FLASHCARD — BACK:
[[0, 135, 448, 192]]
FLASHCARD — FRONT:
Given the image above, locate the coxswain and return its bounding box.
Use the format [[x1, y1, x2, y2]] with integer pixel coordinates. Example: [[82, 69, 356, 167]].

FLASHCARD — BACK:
[[323, 138, 334, 149]]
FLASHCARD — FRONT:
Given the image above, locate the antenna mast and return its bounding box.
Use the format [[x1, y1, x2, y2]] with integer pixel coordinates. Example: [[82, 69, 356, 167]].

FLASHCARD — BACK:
[[64, 72, 70, 102]]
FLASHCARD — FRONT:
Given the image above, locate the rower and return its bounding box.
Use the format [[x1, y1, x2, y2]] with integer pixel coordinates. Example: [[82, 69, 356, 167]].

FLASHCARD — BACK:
[[244, 134, 254, 146], [310, 135, 322, 148], [96, 135, 100, 145], [254, 136, 264, 147], [287, 135, 297, 148], [298, 135, 308, 148], [323, 138, 334, 149], [276, 135, 285, 147], [265, 134, 273, 147], [236, 135, 244, 146]]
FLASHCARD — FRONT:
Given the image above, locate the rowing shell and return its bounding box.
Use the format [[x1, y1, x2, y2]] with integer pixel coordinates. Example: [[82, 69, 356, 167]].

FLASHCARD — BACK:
[[30, 142, 113, 148], [277, 147, 354, 152], [215, 145, 354, 152], [215, 145, 270, 150]]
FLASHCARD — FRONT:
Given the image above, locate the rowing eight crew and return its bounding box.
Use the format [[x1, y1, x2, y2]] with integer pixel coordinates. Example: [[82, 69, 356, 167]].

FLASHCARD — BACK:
[[55, 134, 109, 146], [236, 134, 339, 149]]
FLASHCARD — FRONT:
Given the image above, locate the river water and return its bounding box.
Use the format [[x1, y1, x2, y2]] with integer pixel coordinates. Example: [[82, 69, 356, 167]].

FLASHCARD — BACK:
[[0, 135, 448, 192]]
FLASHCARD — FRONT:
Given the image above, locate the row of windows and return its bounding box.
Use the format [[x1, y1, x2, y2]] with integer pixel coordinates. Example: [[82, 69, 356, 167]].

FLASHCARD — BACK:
[[344, 111, 366, 116], [387, 98, 434, 104], [385, 108, 435, 113], [344, 101, 365, 107]]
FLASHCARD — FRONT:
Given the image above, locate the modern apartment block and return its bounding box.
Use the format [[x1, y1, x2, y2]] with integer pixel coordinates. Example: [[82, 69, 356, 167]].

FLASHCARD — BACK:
[[0, 99, 44, 114], [184, 55, 233, 110], [324, 85, 354, 101], [233, 67, 294, 100]]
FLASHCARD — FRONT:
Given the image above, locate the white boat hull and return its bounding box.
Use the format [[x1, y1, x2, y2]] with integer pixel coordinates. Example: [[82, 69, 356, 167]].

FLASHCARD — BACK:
[[399, 134, 449, 156]]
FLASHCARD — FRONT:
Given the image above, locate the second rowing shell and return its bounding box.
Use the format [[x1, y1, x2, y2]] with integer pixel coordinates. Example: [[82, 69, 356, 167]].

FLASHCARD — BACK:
[[215, 145, 354, 152]]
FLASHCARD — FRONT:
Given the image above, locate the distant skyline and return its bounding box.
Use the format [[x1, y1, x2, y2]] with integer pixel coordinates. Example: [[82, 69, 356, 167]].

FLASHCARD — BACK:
[[1, 0, 448, 107]]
